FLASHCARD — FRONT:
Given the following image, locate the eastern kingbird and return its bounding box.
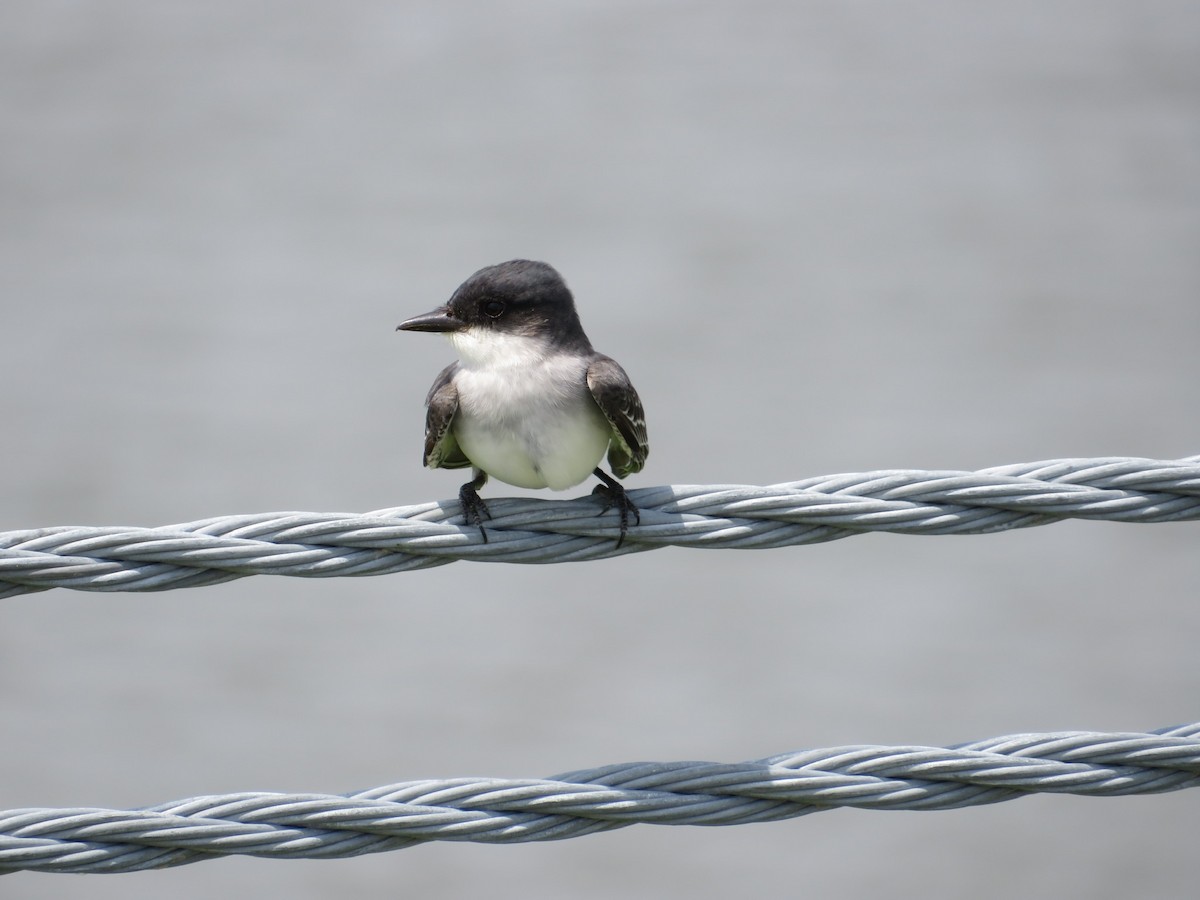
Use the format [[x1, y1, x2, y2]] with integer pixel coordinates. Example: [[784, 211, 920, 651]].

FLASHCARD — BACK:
[[396, 260, 649, 545]]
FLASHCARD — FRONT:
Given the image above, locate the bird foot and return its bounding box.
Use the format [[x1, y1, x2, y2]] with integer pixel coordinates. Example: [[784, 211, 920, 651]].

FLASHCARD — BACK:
[[459, 482, 492, 543], [591, 469, 640, 549]]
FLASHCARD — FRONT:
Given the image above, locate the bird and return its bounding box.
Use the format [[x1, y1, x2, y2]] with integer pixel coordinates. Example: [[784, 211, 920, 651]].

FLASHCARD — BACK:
[[396, 260, 649, 546]]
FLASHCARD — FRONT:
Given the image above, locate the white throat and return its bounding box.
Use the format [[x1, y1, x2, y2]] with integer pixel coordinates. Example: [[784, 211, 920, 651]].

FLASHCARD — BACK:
[[448, 327, 552, 371]]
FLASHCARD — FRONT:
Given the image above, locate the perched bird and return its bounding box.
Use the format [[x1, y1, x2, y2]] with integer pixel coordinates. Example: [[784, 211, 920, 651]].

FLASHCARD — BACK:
[[397, 260, 648, 545]]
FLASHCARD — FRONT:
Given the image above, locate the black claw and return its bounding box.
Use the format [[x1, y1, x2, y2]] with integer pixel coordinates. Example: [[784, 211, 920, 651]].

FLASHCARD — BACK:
[[459, 480, 492, 543], [590, 468, 640, 549]]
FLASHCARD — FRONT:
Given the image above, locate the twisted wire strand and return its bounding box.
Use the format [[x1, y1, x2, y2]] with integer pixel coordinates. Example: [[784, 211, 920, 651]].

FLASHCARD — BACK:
[[2, 724, 1197, 874], [1, 455, 1197, 599]]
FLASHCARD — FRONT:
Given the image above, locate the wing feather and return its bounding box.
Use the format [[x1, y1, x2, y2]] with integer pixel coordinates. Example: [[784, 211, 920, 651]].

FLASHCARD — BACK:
[[586, 355, 648, 478], [423, 363, 471, 469]]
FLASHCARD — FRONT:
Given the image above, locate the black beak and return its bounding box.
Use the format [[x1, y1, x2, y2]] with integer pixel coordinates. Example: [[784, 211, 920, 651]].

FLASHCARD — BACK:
[[396, 306, 461, 333]]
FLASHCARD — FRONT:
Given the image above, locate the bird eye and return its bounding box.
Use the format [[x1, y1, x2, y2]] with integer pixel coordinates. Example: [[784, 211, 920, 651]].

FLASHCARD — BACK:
[[483, 299, 506, 318]]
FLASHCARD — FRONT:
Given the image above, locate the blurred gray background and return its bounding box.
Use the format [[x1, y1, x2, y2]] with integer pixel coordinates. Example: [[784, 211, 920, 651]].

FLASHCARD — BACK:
[[2, 1, 1198, 897]]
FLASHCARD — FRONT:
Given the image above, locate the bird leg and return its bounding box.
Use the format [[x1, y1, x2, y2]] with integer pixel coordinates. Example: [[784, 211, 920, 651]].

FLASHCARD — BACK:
[[459, 469, 492, 543], [591, 467, 640, 549]]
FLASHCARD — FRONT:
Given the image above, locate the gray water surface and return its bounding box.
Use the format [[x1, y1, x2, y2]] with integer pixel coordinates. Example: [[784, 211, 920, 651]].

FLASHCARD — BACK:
[[2, 2, 1198, 897]]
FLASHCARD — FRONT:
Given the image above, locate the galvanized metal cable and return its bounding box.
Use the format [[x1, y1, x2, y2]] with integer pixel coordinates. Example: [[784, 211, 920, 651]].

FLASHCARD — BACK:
[[2, 724, 1196, 874], [1, 455, 1197, 599]]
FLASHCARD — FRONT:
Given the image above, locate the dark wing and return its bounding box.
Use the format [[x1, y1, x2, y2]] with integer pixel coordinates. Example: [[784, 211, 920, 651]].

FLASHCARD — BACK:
[[423, 363, 471, 470], [586, 355, 648, 479]]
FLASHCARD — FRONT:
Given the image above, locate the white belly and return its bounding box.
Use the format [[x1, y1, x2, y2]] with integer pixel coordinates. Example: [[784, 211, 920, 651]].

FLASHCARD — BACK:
[[451, 356, 611, 490]]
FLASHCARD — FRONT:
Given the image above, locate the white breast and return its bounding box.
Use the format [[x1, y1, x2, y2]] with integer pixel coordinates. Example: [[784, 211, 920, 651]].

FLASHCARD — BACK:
[[447, 330, 611, 490]]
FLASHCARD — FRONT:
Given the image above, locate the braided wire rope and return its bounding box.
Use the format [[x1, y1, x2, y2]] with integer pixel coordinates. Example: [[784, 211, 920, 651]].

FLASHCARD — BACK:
[[2, 724, 1197, 874], [3, 455, 1197, 873], [1, 455, 1198, 599]]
